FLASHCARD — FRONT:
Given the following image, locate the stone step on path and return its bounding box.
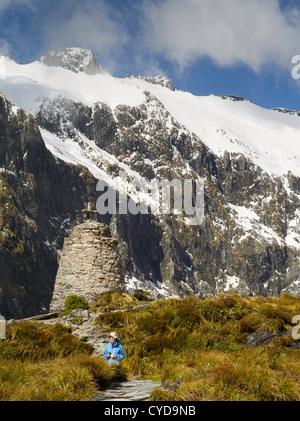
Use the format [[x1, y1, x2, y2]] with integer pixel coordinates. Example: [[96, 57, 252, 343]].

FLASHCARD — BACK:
[[91, 377, 162, 401], [36, 309, 109, 356]]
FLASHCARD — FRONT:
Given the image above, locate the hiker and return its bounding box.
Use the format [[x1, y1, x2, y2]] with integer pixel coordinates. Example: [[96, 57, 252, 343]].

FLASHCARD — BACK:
[[103, 332, 125, 365]]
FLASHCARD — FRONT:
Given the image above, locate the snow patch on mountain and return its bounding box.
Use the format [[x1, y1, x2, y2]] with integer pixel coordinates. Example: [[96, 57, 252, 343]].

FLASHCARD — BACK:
[[229, 203, 285, 246], [40, 127, 160, 213], [122, 78, 300, 177], [0, 50, 299, 178], [125, 274, 180, 299], [216, 274, 251, 295], [0, 54, 145, 111], [285, 208, 300, 250]]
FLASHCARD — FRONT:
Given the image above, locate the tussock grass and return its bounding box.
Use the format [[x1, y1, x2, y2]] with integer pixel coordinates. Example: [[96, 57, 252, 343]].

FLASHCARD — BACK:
[[0, 292, 299, 401], [0, 321, 93, 362], [89, 291, 140, 313], [0, 320, 128, 401], [94, 292, 300, 401]]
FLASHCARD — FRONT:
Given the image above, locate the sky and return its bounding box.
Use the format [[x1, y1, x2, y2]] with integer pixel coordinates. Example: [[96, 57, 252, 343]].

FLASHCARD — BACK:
[[1, 0, 300, 110]]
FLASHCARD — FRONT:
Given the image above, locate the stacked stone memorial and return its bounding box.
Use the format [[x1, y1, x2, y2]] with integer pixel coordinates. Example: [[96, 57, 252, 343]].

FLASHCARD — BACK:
[[50, 205, 125, 312]]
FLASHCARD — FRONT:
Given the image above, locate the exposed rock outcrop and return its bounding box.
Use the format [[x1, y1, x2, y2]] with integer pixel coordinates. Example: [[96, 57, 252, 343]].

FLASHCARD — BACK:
[[0, 93, 97, 319], [37, 48, 103, 75], [123, 74, 176, 91], [34, 91, 300, 299]]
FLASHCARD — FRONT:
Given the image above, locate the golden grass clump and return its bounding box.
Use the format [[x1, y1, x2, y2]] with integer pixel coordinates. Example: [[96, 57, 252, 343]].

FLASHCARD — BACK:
[[0, 321, 93, 362], [89, 291, 140, 313], [1, 292, 299, 401], [111, 293, 300, 401], [0, 320, 128, 401]]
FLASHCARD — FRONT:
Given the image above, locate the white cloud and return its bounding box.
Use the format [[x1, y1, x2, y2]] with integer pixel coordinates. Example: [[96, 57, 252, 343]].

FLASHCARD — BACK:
[[132, 52, 166, 77], [0, 0, 34, 57], [142, 0, 300, 73], [0, 0, 11, 11], [45, 0, 128, 72], [0, 0, 33, 12], [0, 39, 11, 55]]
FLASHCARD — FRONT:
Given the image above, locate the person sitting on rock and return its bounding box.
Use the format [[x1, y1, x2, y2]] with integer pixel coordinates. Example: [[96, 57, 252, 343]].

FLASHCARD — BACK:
[[103, 332, 125, 365]]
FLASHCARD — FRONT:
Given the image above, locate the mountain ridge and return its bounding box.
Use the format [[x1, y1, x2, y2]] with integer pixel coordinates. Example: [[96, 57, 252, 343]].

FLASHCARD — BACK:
[[0, 48, 299, 318], [1, 48, 300, 113]]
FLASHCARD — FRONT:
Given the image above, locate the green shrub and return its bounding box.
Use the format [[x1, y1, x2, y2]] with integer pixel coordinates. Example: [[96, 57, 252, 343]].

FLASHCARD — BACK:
[[239, 316, 257, 333], [63, 295, 88, 315], [197, 299, 228, 322], [95, 311, 128, 328], [174, 303, 203, 328], [137, 311, 171, 335], [260, 305, 290, 324], [133, 289, 151, 301]]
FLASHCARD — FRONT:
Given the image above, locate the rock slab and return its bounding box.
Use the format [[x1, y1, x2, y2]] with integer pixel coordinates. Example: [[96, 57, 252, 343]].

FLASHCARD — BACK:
[[91, 378, 162, 401]]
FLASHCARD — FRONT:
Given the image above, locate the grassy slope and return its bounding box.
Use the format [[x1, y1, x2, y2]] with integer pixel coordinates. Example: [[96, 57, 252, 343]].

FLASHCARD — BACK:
[[0, 292, 299, 401], [0, 320, 127, 400], [94, 292, 300, 401]]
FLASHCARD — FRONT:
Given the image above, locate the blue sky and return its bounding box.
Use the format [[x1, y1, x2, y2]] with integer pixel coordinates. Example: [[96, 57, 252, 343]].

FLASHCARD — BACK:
[[1, 0, 300, 110]]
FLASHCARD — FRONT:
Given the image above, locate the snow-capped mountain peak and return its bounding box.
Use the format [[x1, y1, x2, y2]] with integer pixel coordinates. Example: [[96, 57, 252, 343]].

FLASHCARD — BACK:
[[0, 47, 299, 317], [37, 47, 103, 75], [1, 49, 300, 177]]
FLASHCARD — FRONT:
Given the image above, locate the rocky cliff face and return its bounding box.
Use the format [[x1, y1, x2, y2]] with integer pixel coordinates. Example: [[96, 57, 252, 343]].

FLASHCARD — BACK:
[[0, 94, 97, 319], [37, 48, 103, 75], [0, 49, 299, 318], [33, 89, 300, 300]]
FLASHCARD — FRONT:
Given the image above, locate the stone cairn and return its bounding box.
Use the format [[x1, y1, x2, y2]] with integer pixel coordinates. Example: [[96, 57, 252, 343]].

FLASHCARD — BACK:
[[50, 203, 125, 312]]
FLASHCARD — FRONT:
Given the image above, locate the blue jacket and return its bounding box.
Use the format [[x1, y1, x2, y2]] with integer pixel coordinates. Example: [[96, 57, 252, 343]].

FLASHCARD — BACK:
[[103, 340, 125, 365]]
